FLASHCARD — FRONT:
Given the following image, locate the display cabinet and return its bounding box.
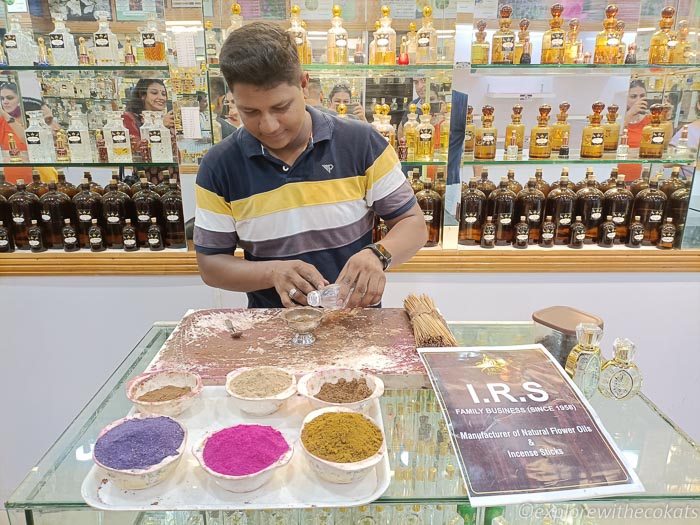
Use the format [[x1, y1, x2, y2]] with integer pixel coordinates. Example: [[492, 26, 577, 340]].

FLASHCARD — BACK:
[[5, 320, 700, 524]]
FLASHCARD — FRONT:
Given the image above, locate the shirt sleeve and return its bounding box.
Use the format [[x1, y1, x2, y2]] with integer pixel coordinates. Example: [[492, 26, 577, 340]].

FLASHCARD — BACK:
[[193, 161, 239, 255]]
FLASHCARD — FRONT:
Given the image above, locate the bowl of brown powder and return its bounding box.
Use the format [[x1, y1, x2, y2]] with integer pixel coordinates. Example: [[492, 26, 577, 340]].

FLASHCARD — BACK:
[[225, 366, 297, 416], [300, 407, 385, 484], [126, 369, 203, 417], [297, 368, 384, 412]]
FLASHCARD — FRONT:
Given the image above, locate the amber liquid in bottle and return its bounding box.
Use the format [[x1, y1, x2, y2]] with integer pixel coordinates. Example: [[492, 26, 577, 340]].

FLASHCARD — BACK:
[[545, 174, 575, 245], [516, 177, 545, 244], [660, 166, 685, 198], [575, 177, 605, 244], [132, 180, 164, 247], [0, 220, 13, 252], [8, 180, 42, 250], [550, 102, 570, 152], [72, 180, 103, 249], [600, 167, 619, 193], [541, 3, 565, 64], [528, 105, 552, 159], [491, 4, 515, 64], [487, 177, 516, 246], [162, 179, 186, 249], [28, 219, 47, 253], [56, 172, 78, 199], [630, 166, 651, 196], [603, 104, 620, 151], [563, 18, 582, 64], [513, 18, 530, 64], [594, 4, 621, 64], [667, 187, 688, 248], [40, 182, 75, 249], [631, 176, 667, 246], [26, 172, 49, 198], [410, 170, 424, 194], [603, 175, 633, 243], [505, 104, 525, 151], [598, 215, 616, 247], [416, 181, 442, 247], [463, 105, 476, 154], [62, 219, 79, 252], [458, 178, 486, 246], [574, 167, 597, 193], [533, 168, 550, 197], [481, 216, 496, 248], [147, 217, 165, 251], [122, 219, 139, 251], [639, 104, 666, 159], [569, 216, 585, 248], [657, 217, 676, 249], [474, 106, 497, 160], [649, 7, 677, 65], [540, 215, 555, 247], [476, 168, 496, 198], [415, 103, 435, 162], [514, 216, 529, 248], [626, 215, 644, 247], [471, 20, 490, 65], [102, 180, 135, 249], [580, 101, 606, 158], [88, 218, 107, 252]]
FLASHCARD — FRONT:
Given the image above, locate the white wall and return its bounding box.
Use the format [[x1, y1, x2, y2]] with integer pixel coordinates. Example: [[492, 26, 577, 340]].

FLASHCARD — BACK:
[[1, 272, 699, 508]]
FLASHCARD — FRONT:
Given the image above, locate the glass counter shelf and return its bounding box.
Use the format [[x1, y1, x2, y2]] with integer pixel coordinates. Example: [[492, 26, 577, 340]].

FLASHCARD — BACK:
[[5, 321, 700, 525], [462, 151, 696, 166], [0, 65, 170, 72], [467, 63, 700, 76], [209, 63, 453, 79]]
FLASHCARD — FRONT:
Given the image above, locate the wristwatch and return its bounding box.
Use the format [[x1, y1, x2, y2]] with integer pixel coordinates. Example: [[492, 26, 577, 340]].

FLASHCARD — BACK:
[[363, 243, 392, 270]]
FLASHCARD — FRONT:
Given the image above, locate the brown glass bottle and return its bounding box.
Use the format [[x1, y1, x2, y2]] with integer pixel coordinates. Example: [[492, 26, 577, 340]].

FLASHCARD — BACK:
[[631, 177, 667, 246], [626, 215, 644, 247], [72, 180, 103, 249], [0, 220, 13, 252], [0, 193, 10, 234], [416, 181, 442, 247], [476, 168, 496, 198], [458, 178, 486, 246], [155, 172, 174, 196], [40, 182, 76, 249], [133, 180, 164, 247], [26, 171, 49, 198], [147, 217, 165, 251], [569, 216, 585, 248], [630, 166, 651, 196], [28, 219, 47, 252], [599, 167, 619, 193], [109, 170, 132, 197], [488, 177, 516, 245], [603, 175, 633, 243], [88, 218, 107, 252], [434, 170, 447, 198], [505, 169, 522, 194], [660, 166, 686, 198], [545, 176, 575, 245], [56, 171, 79, 199], [666, 187, 688, 248], [575, 177, 605, 244], [102, 179, 136, 249], [533, 168, 550, 197], [83, 171, 104, 195], [162, 179, 186, 249], [122, 219, 139, 251], [549, 168, 575, 193], [598, 215, 616, 247], [131, 175, 156, 195], [62, 219, 80, 252], [540, 215, 555, 247], [0, 173, 17, 199], [513, 216, 529, 248], [481, 216, 496, 248], [657, 217, 675, 249], [516, 178, 545, 244], [8, 180, 42, 250], [574, 167, 598, 192], [410, 170, 424, 194]]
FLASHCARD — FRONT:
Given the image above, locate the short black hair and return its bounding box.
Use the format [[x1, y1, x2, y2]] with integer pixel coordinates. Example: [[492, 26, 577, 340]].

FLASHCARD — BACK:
[[220, 22, 301, 90], [328, 84, 351, 101], [629, 79, 646, 91]]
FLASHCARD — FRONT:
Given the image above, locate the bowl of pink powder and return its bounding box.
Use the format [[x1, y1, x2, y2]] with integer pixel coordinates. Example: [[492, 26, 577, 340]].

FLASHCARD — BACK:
[[225, 366, 297, 416], [193, 424, 293, 492], [127, 369, 203, 417], [93, 414, 187, 490]]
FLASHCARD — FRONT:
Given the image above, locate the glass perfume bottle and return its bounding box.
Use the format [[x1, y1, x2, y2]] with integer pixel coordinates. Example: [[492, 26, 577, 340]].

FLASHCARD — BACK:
[[505, 169, 522, 194], [626, 215, 644, 247], [147, 217, 164, 251], [599, 338, 642, 400], [660, 104, 674, 152], [505, 104, 524, 152], [37, 36, 52, 67], [406, 22, 417, 64], [603, 174, 633, 242], [528, 104, 552, 159], [410, 169, 424, 194], [541, 3, 565, 65], [630, 166, 651, 196], [133, 179, 164, 247], [61, 218, 79, 252], [471, 20, 489, 65], [416, 181, 442, 247], [415, 103, 435, 162], [563, 18, 582, 64], [40, 182, 74, 249], [660, 166, 686, 198], [93, 11, 120, 65], [657, 217, 675, 249], [631, 174, 667, 246], [4, 15, 38, 66], [204, 21, 221, 65], [49, 19, 78, 66], [72, 179, 103, 249], [66, 111, 93, 163], [368, 20, 380, 65], [488, 177, 516, 246], [104, 112, 133, 163], [513, 18, 530, 64], [491, 4, 515, 64], [670, 20, 690, 65], [616, 128, 629, 159], [474, 105, 497, 160], [122, 218, 139, 251], [463, 105, 476, 155], [593, 4, 621, 65], [404, 104, 419, 160], [141, 15, 167, 65], [288, 5, 308, 65], [0, 220, 13, 253], [375, 5, 397, 65], [649, 6, 677, 65], [624, 42, 637, 64], [602, 104, 620, 152], [437, 103, 451, 162], [26, 171, 49, 198], [576, 177, 605, 244], [88, 218, 106, 252], [672, 125, 691, 159], [327, 5, 349, 65], [516, 178, 545, 244], [580, 101, 606, 159], [565, 323, 603, 399], [25, 110, 56, 163], [550, 102, 571, 152], [162, 179, 185, 249], [8, 180, 42, 250], [667, 187, 688, 249], [397, 36, 409, 65], [416, 6, 437, 64], [545, 174, 575, 245], [540, 215, 555, 247], [481, 216, 496, 248], [123, 36, 136, 65], [55, 130, 70, 162], [506, 130, 518, 160], [27, 219, 46, 253], [102, 179, 134, 249], [143, 111, 174, 163], [569, 216, 585, 248], [77, 36, 89, 64], [459, 178, 486, 246], [598, 215, 616, 247], [639, 104, 665, 159], [0, 174, 17, 200]]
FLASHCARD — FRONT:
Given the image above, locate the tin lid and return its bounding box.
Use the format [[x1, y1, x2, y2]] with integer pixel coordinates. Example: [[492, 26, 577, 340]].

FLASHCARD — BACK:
[[531, 305, 603, 336]]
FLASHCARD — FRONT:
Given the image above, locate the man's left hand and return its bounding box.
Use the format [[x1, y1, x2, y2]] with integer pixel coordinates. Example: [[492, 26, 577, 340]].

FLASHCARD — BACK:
[[335, 248, 386, 309]]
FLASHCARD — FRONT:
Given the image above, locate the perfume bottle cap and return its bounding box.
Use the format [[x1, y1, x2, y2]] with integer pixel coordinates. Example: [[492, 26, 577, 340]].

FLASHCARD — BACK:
[[613, 337, 636, 362], [605, 4, 619, 19], [232, 2, 241, 15], [538, 104, 552, 117], [409, 21, 417, 32], [332, 5, 342, 17], [616, 20, 625, 31], [550, 3, 564, 17], [482, 105, 495, 116], [576, 322, 603, 348], [512, 104, 523, 115], [337, 103, 346, 115], [422, 5, 432, 17], [408, 103, 417, 113], [421, 102, 431, 114], [290, 4, 300, 15], [591, 101, 605, 114], [205, 20, 213, 30], [499, 4, 513, 18], [467, 105, 473, 115], [558, 101, 571, 113], [660, 6, 675, 19], [381, 5, 390, 17], [569, 18, 580, 31], [649, 103, 663, 116], [476, 19, 487, 32], [518, 18, 530, 32]]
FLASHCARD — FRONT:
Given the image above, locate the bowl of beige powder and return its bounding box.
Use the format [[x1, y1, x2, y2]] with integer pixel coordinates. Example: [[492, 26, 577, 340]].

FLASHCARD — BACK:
[[126, 370, 203, 417], [226, 366, 297, 416]]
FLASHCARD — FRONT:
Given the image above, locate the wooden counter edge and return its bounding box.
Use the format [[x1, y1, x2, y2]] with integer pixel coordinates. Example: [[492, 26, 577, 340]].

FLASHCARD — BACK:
[[2, 245, 699, 276]]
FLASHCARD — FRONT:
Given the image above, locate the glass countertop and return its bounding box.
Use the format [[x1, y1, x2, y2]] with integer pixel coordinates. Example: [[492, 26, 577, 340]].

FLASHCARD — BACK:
[[6, 321, 700, 510]]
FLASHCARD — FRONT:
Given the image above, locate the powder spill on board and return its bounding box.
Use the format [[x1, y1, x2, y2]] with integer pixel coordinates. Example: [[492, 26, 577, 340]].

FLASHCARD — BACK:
[[302, 412, 383, 463], [229, 368, 293, 398], [203, 425, 289, 476]]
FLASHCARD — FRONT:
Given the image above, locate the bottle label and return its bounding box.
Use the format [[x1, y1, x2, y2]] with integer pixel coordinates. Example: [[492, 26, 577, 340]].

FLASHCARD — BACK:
[[138, 214, 151, 222], [420, 129, 433, 141], [0, 239, 8, 247], [483, 234, 495, 241], [111, 130, 127, 144], [13, 216, 24, 224], [575, 233, 585, 240], [25, 131, 41, 145], [591, 132, 604, 146], [651, 131, 665, 144], [606, 231, 616, 239], [464, 215, 477, 224], [64, 236, 77, 244], [4, 34, 17, 49], [377, 37, 390, 48], [559, 214, 571, 225], [516, 234, 528, 241], [649, 212, 662, 222], [542, 232, 554, 240], [535, 132, 549, 146], [79, 214, 92, 221], [142, 32, 156, 48], [481, 132, 495, 145], [90, 237, 102, 244], [661, 236, 674, 243], [550, 31, 564, 48], [94, 33, 110, 47], [67, 130, 83, 144], [528, 213, 540, 221], [167, 214, 180, 222], [608, 369, 634, 399], [464, 131, 473, 141], [591, 208, 602, 220], [206, 43, 218, 55], [335, 34, 347, 48], [149, 130, 163, 144], [148, 237, 160, 245], [41, 213, 51, 221], [423, 213, 434, 222], [612, 215, 625, 224], [124, 238, 137, 247], [417, 32, 430, 47], [501, 36, 515, 51], [498, 214, 511, 225], [606, 34, 619, 47], [49, 33, 65, 49], [107, 216, 120, 223], [29, 240, 40, 247]]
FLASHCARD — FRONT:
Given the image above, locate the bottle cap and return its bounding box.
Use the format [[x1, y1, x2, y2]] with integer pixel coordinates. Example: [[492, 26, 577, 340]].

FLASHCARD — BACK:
[[613, 337, 636, 362], [575, 322, 603, 348]]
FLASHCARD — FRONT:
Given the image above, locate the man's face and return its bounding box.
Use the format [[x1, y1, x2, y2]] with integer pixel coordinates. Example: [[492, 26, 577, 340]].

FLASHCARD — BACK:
[[415, 78, 427, 100], [232, 76, 308, 153]]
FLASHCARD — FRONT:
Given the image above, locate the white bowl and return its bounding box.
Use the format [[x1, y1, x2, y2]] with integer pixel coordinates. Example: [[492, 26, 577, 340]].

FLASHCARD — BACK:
[[299, 407, 385, 484], [93, 414, 186, 490], [192, 427, 293, 492], [225, 367, 297, 416], [297, 368, 384, 412], [126, 369, 202, 417]]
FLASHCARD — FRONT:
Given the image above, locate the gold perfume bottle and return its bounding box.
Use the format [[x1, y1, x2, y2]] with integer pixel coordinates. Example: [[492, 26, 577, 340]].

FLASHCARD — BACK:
[[505, 104, 524, 151], [368, 20, 380, 65], [403, 103, 419, 161], [375, 5, 397, 65], [603, 104, 620, 151], [599, 338, 642, 400], [471, 20, 489, 64], [670, 20, 691, 64], [541, 3, 565, 65], [513, 18, 529, 64], [288, 5, 308, 65], [327, 5, 349, 65], [563, 18, 582, 64], [649, 6, 677, 65], [415, 103, 435, 162], [528, 105, 552, 159], [463, 105, 476, 155], [550, 102, 570, 152], [565, 323, 603, 399], [438, 102, 451, 162], [639, 104, 666, 158], [593, 4, 621, 65], [474, 105, 497, 160], [416, 5, 437, 64], [615, 21, 626, 64], [580, 101, 606, 159], [491, 4, 515, 64]]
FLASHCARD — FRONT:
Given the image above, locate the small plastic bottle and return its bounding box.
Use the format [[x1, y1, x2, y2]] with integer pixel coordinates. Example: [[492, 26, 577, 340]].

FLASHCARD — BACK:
[[307, 284, 352, 310]]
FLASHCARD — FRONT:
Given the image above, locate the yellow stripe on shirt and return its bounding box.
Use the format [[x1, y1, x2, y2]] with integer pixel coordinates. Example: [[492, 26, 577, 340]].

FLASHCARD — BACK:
[[195, 184, 233, 216], [366, 144, 401, 190]]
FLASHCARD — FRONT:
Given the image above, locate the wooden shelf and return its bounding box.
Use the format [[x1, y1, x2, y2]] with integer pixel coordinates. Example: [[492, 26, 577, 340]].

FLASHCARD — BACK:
[[1, 245, 699, 276]]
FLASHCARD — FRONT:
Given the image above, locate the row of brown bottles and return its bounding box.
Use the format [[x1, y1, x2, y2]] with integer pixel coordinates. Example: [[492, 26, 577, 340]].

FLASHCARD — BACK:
[[0, 177, 185, 252]]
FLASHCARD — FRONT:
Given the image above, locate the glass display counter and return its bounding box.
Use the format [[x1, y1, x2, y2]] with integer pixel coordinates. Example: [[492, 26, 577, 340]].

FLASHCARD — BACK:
[[5, 321, 700, 525]]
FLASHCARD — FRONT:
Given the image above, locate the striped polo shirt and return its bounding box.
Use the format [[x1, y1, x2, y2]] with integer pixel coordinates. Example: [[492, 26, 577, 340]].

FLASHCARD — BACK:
[[194, 105, 416, 308]]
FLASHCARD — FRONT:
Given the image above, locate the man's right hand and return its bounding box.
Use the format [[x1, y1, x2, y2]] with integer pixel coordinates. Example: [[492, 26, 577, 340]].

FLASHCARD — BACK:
[[626, 98, 647, 124], [270, 260, 328, 308]]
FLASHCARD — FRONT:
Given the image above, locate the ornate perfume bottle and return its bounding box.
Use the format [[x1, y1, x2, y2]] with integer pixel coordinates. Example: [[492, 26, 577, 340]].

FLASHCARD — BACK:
[[375, 5, 397, 65], [580, 101, 606, 159], [463, 105, 476, 154], [649, 6, 677, 65], [563, 18, 582, 64], [550, 102, 571, 152], [288, 5, 308, 65], [593, 4, 621, 64], [491, 4, 515, 64], [541, 3, 565, 64], [565, 323, 603, 399], [528, 105, 552, 159], [474, 106, 497, 160], [416, 5, 437, 64], [327, 5, 349, 65], [513, 18, 530, 64], [603, 104, 620, 151], [471, 20, 489, 65], [639, 104, 665, 159], [599, 338, 642, 401], [505, 104, 524, 152]]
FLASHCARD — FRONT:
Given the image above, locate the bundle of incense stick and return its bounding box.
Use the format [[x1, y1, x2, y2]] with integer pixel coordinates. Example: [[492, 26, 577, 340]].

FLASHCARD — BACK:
[[403, 294, 458, 347]]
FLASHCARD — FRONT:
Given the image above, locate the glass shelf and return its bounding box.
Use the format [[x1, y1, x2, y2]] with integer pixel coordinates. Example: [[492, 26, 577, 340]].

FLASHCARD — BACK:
[[462, 151, 696, 166], [0, 65, 170, 72], [467, 64, 700, 76], [403, 160, 448, 167], [209, 63, 453, 78], [0, 162, 178, 168]]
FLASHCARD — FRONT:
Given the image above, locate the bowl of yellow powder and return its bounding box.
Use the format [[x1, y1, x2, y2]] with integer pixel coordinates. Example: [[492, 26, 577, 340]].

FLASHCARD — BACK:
[[299, 407, 386, 484], [226, 366, 297, 416], [297, 368, 384, 412], [126, 369, 203, 417]]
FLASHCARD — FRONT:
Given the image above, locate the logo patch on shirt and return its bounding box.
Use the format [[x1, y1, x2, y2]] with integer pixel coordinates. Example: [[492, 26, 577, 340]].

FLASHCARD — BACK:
[[322, 164, 334, 173]]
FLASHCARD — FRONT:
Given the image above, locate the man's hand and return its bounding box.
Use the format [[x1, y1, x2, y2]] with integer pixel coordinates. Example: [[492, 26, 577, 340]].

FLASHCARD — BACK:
[[270, 260, 328, 308], [336, 248, 386, 309]]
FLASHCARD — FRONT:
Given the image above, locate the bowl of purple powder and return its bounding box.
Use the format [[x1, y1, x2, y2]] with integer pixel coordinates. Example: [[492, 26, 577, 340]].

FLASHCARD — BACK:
[[193, 424, 293, 492], [225, 366, 297, 416], [93, 414, 187, 490], [126, 369, 203, 417]]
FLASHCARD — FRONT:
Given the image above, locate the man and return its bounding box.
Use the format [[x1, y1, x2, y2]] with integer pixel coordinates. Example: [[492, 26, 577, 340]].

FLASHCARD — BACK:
[[194, 22, 427, 309]]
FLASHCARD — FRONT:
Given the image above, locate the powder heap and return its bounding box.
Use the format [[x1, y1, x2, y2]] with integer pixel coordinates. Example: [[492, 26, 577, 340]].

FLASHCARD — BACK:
[[315, 377, 372, 403], [94, 417, 184, 470], [137, 385, 192, 403], [229, 368, 293, 398], [203, 425, 290, 476], [301, 412, 383, 463]]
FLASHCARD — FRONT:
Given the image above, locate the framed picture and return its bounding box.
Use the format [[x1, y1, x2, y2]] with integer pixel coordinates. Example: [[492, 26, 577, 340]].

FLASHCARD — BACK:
[[45, 0, 114, 21]]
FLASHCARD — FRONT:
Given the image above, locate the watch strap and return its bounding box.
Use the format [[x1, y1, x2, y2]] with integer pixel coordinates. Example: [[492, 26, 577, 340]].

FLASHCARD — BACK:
[[362, 243, 391, 270]]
